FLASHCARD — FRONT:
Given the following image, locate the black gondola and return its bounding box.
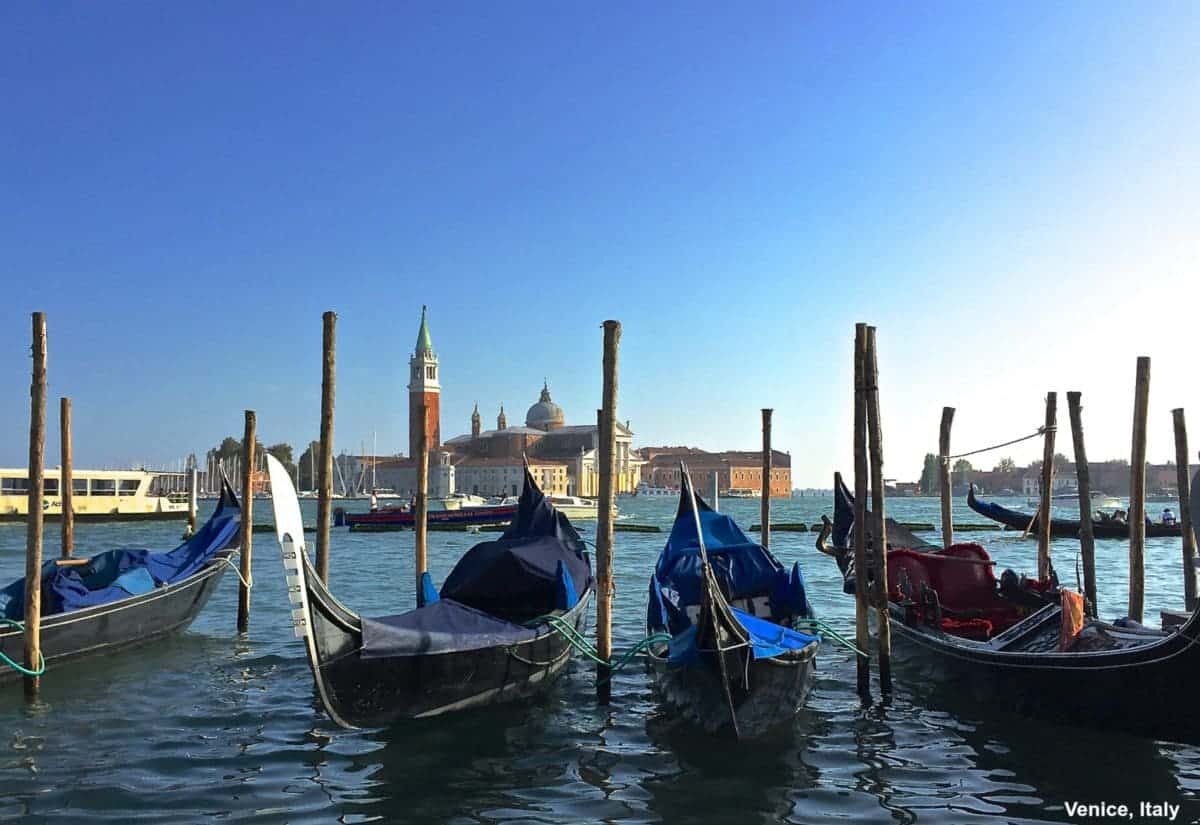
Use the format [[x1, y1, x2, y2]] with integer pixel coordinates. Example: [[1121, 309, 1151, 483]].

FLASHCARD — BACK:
[[0, 480, 240, 683], [645, 466, 819, 739], [821, 471, 1200, 745], [967, 485, 1183, 539], [266, 456, 594, 728]]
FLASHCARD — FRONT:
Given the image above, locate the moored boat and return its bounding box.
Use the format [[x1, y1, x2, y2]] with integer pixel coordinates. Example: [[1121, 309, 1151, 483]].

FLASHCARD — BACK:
[[635, 483, 676, 497], [0, 479, 241, 682], [335, 500, 519, 530], [821, 471, 1200, 745], [968, 485, 1183, 539], [0, 467, 191, 522], [267, 456, 594, 728], [646, 467, 819, 738]]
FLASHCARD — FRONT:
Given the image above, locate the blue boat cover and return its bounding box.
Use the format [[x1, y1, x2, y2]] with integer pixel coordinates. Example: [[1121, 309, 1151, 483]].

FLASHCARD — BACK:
[[647, 479, 815, 664], [437, 469, 592, 623], [0, 482, 241, 621], [361, 598, 537, 658]]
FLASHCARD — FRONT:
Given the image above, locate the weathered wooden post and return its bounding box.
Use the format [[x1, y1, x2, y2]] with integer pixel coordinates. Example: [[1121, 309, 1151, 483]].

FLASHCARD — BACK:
[[415, 404, 429, 605], [761, 408, 773, 550], [316, 311, 336, 583], [1129, 357, 1150, 623], [712, 473, 720, 512], [1173, 409, 1197, 611], [1067, 392, 1097, 613], [60, 397, 74, 559], [25, 312, 47, 696], [939, 407, 955, 549], [237, 411, 255, 632], [187, 462, 199, 538], [1037, 393, 1057, 581], [852, 323, 870, 697], [595, 320, 621, 703], [864, 326, 891, 691]]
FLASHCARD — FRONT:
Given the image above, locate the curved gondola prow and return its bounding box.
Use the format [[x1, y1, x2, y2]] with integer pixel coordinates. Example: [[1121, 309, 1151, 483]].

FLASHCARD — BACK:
[[265, 454, 356, 730]]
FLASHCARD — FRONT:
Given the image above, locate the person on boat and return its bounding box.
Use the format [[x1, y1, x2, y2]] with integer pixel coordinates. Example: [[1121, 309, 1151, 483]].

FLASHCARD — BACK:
[[1163, 508, 1177, 526], [370, 491, 379, 512], [1113, 509, 1127, 524]]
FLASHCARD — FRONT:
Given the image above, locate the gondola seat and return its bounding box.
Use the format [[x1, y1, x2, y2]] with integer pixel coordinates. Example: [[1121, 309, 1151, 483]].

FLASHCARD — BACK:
[[887, 544, 1028, 639]]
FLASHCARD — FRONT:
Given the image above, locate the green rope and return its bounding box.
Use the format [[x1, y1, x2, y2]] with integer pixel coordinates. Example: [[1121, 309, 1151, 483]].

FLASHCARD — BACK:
[[527, 613, 671, 679], [795, 618, 867, 657], [0, 618, 46, 677]]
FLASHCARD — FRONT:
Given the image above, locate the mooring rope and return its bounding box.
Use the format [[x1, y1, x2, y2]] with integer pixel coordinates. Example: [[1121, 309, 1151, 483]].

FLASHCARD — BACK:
[[0, 618, 46, 677], [526, 613, 671, 680], [943, 425, 1056, 463]]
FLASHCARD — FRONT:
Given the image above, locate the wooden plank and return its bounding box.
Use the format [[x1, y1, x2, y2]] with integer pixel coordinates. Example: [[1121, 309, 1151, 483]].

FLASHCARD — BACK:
[[60, 397, 73, 560], [25, 312, 47, 696], [595, 320, 621, 703], [852, 323, 870, 698], [864, 326, 891, 691]]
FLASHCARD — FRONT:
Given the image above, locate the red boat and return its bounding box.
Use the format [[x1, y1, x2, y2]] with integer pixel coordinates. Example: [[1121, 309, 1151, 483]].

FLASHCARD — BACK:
[[335, 502, 519, 531]]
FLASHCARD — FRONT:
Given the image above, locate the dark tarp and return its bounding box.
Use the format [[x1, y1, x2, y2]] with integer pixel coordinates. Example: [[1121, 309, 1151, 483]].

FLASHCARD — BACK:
[[0, 481, 240, 621], [438, 468, 592, 624], [361, 598, 537, 658]]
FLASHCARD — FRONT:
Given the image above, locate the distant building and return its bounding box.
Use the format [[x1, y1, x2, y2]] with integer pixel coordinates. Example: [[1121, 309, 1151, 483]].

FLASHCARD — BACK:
[[444, 381, 642, 495], [639, 446, 792, 498]]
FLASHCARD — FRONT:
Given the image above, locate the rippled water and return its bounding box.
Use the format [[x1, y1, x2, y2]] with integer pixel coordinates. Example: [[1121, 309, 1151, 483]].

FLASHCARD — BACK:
[[2, 495, 1198, 824]]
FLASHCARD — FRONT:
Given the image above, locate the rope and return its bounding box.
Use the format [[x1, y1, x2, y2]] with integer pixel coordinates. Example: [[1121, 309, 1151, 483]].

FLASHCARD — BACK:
[[943, 426, 1055, 463], [0, 619, 46, 677], [795, 617, 867, 657], [214, 553, 253, 590], [525, 613, 671, 680]]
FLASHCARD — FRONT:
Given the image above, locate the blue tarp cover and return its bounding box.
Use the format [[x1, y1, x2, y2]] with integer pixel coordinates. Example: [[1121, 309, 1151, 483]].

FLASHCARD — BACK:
[[361, 598, 537, 658], [0, 486, 240, 621], [647, 482, 814, 663]]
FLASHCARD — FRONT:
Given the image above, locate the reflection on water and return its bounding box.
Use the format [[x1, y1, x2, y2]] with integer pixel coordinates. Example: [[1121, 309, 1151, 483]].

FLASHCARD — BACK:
[[0, 496, 1198, 822]]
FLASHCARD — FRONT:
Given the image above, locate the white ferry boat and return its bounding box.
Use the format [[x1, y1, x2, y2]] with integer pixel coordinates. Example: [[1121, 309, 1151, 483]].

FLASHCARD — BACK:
[[0, 468, 191, 522], [497, 494, 612, 519], [723, 488, 762, 499], [634, 483, 676, 497]]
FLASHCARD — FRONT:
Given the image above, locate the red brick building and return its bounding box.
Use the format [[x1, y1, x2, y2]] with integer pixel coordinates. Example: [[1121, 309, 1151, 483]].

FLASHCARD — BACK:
[[640, 446, 792, 498]]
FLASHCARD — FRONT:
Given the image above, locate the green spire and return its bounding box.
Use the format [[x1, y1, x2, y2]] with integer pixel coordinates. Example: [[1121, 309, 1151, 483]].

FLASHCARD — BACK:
[[415, 305, 434, 355]]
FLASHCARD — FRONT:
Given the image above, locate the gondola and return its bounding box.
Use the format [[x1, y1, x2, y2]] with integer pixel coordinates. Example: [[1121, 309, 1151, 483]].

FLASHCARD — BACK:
[[967, 485, 1183, 539], [646, 466, 819, 739], [266, 455, 594, 728], [820, 471, 1200, 744], [0, 479, 240, 683]]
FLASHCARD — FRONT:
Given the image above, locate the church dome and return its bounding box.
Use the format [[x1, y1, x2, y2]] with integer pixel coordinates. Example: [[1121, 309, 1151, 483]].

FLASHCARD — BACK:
[[525, 382, 565, 431]]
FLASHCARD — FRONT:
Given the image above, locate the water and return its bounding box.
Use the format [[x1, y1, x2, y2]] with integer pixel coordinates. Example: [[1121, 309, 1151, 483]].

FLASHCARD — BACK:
[[2, 496, 1198, 824]]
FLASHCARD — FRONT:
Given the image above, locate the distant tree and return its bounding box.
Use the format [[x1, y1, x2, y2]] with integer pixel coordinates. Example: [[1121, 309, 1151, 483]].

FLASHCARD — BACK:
[[952, 459, 973, 474], [919, 453, 941, 495], [995, 457, 1016, 472], [1054, 452, 1070, 470], [267, 443, 297, 481], [297, 440, 321, 491]]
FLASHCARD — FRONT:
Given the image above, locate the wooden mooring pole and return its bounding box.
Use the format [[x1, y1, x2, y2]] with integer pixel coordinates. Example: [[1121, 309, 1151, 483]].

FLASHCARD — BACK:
[[316, 311, 336, 583], [760, 409, 772, 550], [187, 461, 199, 538], [595, 320, 621, 704], [939, 407, 955, 549], [864, 326, 891, 692], [1067, 392, 1097, 614], [415, 404, 429, 605], [237, 411, 255, 633], [852, 323, 870, 698], [1129, 357, 1150, 623], [25, 312, 47, 696], [1172, 409, 1197, 611], [1037, 393, 1057, 581], [60, 397, 74, 559]]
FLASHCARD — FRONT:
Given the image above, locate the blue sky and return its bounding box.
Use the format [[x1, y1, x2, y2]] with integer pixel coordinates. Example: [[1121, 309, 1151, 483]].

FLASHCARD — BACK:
[[1, 3, 1197, 486]]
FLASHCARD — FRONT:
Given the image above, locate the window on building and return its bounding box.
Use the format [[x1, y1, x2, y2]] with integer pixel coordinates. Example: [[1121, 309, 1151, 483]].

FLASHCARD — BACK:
[[1, 478, 29, 495], [426, 366, 435, 380]]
